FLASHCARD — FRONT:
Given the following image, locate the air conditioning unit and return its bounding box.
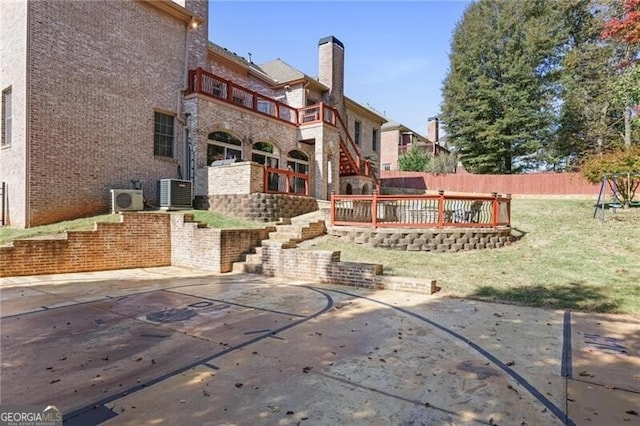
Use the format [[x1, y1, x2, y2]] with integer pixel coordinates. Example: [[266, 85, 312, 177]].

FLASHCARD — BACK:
[[159, 179, 192, 210], [111, 189, 144, 213]]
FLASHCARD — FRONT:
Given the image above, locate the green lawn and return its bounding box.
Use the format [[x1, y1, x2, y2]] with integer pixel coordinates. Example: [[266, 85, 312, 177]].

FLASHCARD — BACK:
[[304, 199, 640, 315], [2, 200, 638, 315], [0, 210, 270, 246]]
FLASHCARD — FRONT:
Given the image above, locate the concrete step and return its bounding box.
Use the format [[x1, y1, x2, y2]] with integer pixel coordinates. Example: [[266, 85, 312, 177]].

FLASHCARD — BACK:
[[268, 232, 302, 242], [275, 224, 301, 233], [244, 253, 262, 264], [231, 261, 263, 274], [244, 263, 263, 274], [254, 246, 263, 256]]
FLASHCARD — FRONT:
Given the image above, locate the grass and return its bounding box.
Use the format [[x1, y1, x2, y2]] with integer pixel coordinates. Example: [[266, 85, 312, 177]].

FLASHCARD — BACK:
[[0, 210, 270, 246], [303, 199, 640, 316], [2, 200, 638, 315]]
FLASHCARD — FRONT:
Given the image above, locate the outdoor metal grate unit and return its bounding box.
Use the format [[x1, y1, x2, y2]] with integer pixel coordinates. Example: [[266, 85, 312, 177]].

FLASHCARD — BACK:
[[159, 179, 192, 210]]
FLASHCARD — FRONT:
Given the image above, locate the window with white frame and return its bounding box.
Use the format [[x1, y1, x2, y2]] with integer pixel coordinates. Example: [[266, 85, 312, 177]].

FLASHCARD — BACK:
[[287, 150, 309, 194], [154, 111, 174, 157], [2, 87, 12, 147], [252, 141, 279, 168], [207, 131, 243, 164], [383, 163, 391, 171]]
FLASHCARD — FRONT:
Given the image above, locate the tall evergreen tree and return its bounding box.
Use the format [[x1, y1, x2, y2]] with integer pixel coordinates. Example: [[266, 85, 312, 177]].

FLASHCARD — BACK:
[[441, 0, 567, 173], [554, 0, 619, 167]]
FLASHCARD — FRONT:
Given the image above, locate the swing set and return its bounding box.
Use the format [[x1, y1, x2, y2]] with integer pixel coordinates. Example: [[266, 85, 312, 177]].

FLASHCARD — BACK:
[[593, 172, 640, 222]]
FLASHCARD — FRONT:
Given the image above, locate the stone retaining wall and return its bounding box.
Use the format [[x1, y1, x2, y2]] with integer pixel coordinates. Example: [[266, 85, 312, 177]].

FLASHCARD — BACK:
[[209, 193, 318, 222], [329, 226, 512, 252]]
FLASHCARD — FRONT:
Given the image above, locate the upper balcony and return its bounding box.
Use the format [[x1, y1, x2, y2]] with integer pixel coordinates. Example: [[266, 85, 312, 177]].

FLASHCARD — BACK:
[[187, 68, 337, 127], [187, 67, 376, 180]]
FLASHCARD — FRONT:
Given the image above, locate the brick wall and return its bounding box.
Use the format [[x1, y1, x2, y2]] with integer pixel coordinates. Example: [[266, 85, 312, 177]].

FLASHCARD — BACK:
[[262, 243, 380, 287], [0, 0, 28, 227], [207, 161, 263, 195], [186, 95, 308, 197], [25, 0, 191, 227], [0, 213, 171, 277], [170, 213, 273, 273], [208, 193, 318, 222], [261, 242, 439, 295]]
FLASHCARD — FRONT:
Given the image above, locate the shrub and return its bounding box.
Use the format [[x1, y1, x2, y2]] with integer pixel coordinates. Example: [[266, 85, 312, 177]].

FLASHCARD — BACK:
[[581, 147, 640, 205]]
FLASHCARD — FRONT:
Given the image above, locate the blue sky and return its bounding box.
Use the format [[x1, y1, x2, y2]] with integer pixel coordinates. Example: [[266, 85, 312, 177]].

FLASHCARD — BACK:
[[208, 1, 472, 136]]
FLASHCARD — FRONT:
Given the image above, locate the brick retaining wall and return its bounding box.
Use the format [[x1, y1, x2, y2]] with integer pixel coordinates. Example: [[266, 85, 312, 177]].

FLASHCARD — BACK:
[[0, 213, 171, 277], [171, 214, 273, 273], [261, 242, 443, 294], [262, 243, 382, 288], [329, 226, 512, 252]]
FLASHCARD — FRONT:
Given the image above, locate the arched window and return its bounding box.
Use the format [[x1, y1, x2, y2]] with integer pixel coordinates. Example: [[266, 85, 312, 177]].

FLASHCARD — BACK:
[[345, 183, 353, 195], [287, 150, 309, 194], [207, 131, 242, 165], [362, 183, 370, 195], [287, 150, 309, 174], [252, 142, 279, 168]]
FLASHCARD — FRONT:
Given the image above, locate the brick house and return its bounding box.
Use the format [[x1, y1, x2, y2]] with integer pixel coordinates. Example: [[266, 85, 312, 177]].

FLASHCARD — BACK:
[[380, 117, 449, 172], [0, 0, 384, 228]]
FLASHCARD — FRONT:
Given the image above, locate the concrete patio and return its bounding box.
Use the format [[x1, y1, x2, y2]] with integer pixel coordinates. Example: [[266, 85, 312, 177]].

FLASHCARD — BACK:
[[1, 267, 638, 425]]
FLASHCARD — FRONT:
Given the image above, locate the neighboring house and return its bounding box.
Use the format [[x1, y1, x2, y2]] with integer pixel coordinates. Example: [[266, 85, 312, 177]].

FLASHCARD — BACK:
[[0, 0, 383, 228], [380, 117, 448, 171]]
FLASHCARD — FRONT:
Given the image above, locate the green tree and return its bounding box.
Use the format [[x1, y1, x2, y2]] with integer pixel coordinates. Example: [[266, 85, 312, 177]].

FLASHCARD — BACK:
[[441, 0, 567, 174], [601, 0, 640, 148], [398, 146, 431, 172], [554, 0, 620, 168], [428, 152, 459, 174]]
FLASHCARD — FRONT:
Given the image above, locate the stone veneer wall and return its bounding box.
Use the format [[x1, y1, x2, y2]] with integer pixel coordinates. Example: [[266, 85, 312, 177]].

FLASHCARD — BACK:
[[209, 193, 318, 222], [0, 213, 171, 277], [329, 227, 512, 252], [171, 214, 273, 273]]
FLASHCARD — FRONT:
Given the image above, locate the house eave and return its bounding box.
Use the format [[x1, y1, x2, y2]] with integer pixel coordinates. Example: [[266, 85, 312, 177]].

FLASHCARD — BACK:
[[137, 0, 205, 26]]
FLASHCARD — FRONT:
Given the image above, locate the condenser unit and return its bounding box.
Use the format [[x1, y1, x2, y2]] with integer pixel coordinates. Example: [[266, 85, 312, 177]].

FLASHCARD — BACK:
[[159, 179, 192, 210], [111, 189, 144, 213]]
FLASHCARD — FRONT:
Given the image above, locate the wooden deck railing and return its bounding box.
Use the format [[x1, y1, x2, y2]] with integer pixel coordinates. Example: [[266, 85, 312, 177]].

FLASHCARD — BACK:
[[188, 68, 298, 125], [331, 191, 511, 229], [263, 166, 309, 196], [188, 68, 376, 181]]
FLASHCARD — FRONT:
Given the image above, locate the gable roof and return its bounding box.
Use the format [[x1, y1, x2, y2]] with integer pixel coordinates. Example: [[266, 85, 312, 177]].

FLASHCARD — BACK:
[[259, 59, 306, 83]]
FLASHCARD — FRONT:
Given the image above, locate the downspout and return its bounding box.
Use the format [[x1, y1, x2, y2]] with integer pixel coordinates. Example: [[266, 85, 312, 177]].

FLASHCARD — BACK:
[[25, 0, 31, 227]]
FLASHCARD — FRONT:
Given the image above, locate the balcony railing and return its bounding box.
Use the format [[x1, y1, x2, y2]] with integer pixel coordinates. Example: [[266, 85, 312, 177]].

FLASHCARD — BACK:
[[331, 192, 511, 229], [264, 166, 309, 196], [188, 68, 298, 125], [188, 67, 375, 181]]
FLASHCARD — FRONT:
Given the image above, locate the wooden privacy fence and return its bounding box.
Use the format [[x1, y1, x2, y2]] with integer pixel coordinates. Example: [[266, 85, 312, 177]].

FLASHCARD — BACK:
[[331, 191, 511, 229], [380, 171, 600, 195]]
